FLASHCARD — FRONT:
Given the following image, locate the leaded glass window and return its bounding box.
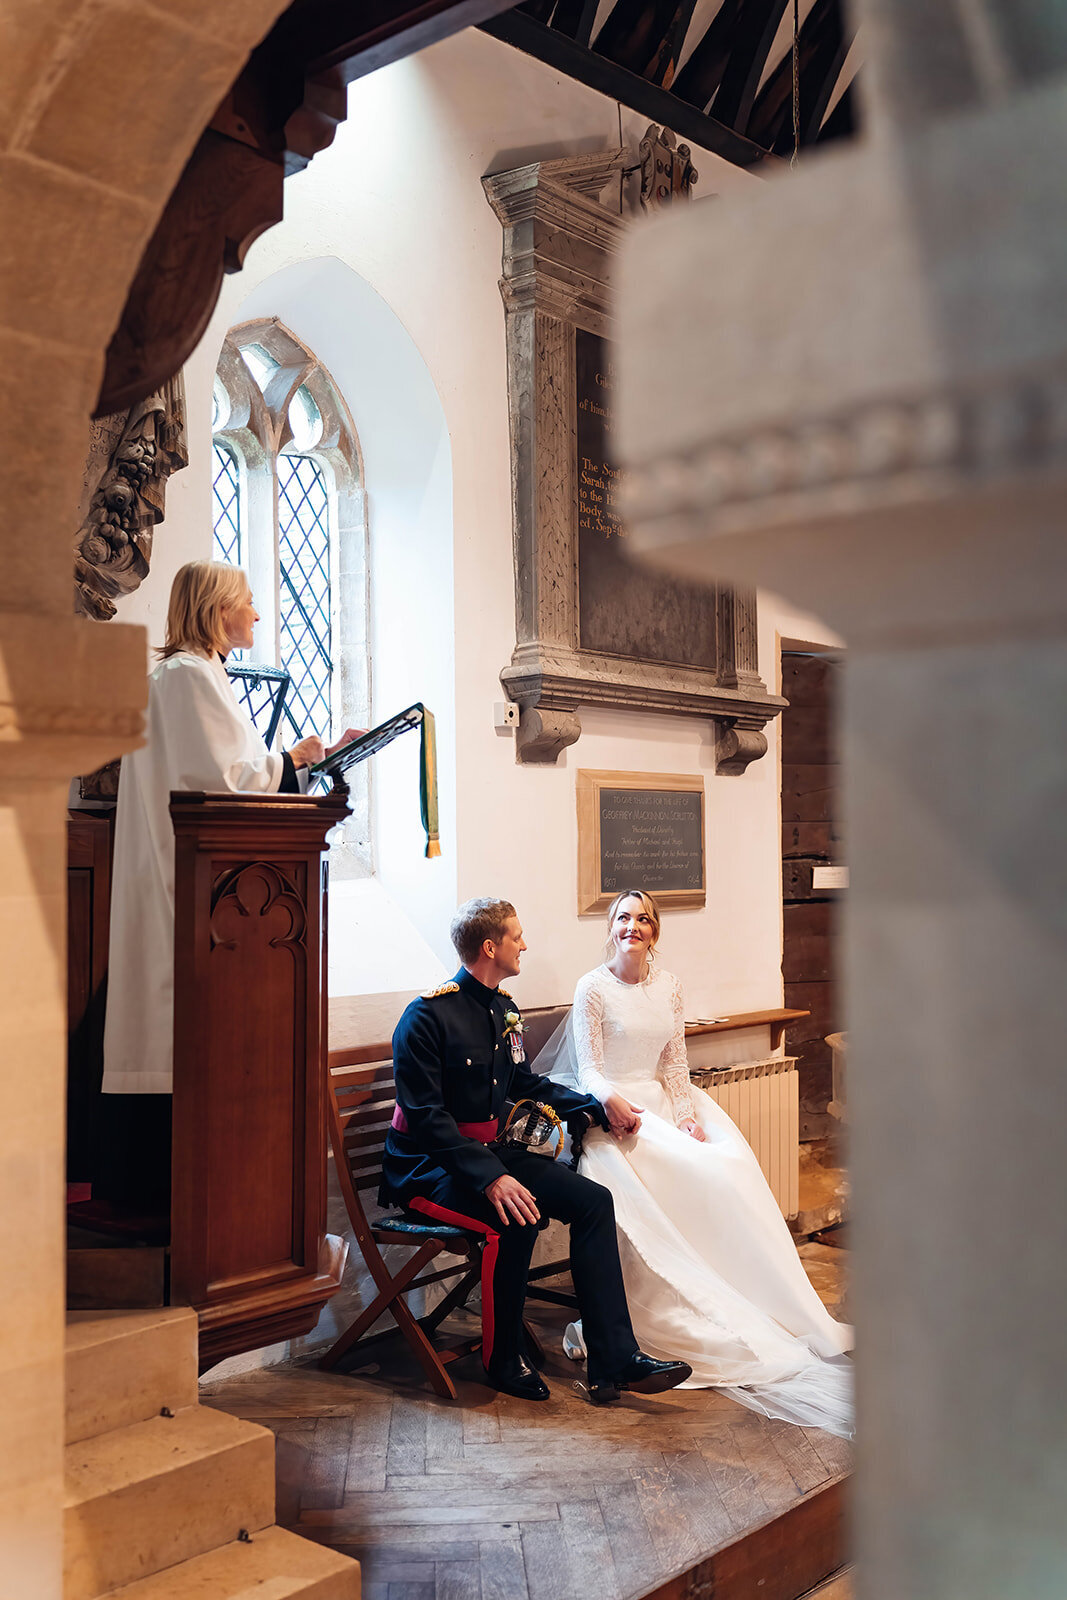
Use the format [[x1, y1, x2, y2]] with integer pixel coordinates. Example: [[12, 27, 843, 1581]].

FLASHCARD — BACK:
[[211, 318, 368, 872], [211, 442, 242, 565], [278, 453, 332, 739]]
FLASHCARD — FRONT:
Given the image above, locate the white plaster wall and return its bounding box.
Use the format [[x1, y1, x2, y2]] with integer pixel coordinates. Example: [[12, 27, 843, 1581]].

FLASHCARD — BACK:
[[118, 28, 839, 1021]]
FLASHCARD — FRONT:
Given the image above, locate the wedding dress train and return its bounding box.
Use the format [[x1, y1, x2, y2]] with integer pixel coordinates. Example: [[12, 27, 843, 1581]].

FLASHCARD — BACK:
[[545, 964, 854, 1438]]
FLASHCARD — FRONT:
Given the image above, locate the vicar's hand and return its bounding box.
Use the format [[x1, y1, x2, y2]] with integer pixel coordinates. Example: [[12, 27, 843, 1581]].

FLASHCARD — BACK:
[[604, 1093, 643, 1138], [679, 1117, 706, 1142], [289, 736, 325, 769], [486, 1174, 541, 1227], [325, 727, 367, 757]]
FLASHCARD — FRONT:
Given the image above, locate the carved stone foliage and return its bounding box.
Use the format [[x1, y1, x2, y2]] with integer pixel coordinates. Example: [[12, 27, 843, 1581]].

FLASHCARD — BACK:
[[74, 373, 188, 622], [483, 152, 784, 769]]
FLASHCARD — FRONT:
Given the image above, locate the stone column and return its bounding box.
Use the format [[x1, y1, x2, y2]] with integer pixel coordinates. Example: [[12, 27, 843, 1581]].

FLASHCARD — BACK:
[[0, 620, 146, 1594], [0, 5, 288, 1592], [616, 5, 1067, 1595]]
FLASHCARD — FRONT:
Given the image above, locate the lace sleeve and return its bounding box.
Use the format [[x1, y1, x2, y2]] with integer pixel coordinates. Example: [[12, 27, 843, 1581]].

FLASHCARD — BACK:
[[571, 974, 616, 1104], [658, 974, 695, 1123]]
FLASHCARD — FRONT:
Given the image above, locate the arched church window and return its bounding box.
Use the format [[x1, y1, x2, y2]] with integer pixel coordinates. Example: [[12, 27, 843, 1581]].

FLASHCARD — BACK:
[[211, 320, 369, 872]]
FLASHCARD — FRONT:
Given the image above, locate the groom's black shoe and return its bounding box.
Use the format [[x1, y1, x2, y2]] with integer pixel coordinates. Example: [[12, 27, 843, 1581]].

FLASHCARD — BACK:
[[485, 1355, 550, 1401], [587, 1353, 692, 1406]]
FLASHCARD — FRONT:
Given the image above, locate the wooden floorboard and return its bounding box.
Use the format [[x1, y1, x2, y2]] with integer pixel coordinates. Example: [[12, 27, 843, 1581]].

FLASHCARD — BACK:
[[203, 1292, 851, 1600]]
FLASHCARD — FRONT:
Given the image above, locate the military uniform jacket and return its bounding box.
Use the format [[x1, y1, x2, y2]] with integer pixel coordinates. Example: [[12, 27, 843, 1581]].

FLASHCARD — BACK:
[[380, 967, 608, 1207]]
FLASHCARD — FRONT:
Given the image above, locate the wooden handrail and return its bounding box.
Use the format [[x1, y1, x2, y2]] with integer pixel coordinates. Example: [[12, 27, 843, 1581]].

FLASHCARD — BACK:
[[328, 1005, 811, 1073], [329, 1042, 394, 1070]]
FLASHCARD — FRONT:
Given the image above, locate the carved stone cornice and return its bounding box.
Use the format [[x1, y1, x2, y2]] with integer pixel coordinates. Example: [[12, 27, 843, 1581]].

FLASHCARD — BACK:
[[616, 94, 1067, 637], [501, 641, 786, 723], [623, 360, 1067, 542], [486, 152, 784, 770], [485, 152, 625, 332], [0, 616, 147, 780]]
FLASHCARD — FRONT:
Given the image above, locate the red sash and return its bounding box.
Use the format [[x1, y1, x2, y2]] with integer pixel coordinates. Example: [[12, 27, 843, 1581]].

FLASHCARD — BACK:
[[391, 1105, 498, 1142]]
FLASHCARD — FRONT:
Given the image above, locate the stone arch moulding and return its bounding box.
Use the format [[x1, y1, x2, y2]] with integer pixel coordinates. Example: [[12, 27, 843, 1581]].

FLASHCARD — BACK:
[[484, 151, 786, 769]]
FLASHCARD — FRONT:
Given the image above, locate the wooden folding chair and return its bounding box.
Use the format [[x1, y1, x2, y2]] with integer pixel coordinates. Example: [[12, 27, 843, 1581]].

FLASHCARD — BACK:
[[321, 1045, 486, 1399]]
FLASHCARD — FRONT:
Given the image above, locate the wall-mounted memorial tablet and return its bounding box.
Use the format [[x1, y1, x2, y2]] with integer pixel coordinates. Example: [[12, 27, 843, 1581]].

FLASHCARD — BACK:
[[577, 768, 705, 914], [484, 153, 785, 771]]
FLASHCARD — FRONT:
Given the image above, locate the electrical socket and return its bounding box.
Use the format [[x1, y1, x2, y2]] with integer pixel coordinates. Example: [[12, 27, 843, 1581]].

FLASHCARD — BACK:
[[494, 701, 519, 729]]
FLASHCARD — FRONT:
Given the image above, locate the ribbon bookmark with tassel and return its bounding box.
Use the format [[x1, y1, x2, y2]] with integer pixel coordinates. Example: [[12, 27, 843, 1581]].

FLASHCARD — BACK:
[[310, 701, 442, 859]]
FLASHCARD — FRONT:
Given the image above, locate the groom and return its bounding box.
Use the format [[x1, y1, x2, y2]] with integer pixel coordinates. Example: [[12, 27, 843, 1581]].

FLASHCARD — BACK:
[[380, 896, 692, 1403]]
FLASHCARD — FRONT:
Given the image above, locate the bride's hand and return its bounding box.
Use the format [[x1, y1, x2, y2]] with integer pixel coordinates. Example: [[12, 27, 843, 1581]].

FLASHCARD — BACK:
[[679, 1117, 706, 1142], [604, 1093, 643, 1137]]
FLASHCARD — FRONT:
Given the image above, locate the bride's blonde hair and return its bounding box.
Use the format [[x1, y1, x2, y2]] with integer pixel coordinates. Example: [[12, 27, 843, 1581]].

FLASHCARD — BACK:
[[603, 888, 661, 964]]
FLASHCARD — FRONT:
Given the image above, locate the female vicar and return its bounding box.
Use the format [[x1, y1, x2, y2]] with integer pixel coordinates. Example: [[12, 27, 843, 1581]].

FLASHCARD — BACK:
[[98, 560, 357, 1205]]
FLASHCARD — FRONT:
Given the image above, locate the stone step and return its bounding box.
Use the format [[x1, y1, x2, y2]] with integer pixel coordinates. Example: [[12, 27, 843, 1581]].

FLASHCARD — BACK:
[[66, 1309, 198, 1445], [65, 1403, 274, 1600], [98, 1525, 359, 1600]]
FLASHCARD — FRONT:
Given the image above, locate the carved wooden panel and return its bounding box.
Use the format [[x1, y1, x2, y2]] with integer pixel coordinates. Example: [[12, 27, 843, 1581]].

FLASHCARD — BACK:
[[170, 791, 349, 1368]]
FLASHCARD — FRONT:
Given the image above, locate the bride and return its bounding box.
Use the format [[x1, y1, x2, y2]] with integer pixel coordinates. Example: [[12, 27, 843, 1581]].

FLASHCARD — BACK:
[[544, 888, 854, 1438]]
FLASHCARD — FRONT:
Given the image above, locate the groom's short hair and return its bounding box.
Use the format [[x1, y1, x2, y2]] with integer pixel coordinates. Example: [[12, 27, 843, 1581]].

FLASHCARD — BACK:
[[451, 897, 516, 965]]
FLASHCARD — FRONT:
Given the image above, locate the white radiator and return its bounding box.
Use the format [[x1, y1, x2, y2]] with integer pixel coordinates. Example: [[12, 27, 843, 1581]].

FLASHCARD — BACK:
[[692, 1057, 799, 1218]]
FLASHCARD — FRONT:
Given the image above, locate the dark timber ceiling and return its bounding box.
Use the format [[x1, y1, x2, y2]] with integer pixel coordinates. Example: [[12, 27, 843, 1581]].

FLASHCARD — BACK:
[[481, 0, 857, 169]]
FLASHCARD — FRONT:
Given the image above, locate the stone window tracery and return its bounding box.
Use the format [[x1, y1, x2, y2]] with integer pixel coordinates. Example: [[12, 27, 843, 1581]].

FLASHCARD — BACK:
[[211, 318, 370, 873]]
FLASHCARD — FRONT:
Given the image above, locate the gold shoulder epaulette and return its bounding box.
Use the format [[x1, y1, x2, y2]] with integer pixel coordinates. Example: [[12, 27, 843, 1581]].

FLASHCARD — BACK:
[[498, 987, 513, 1001], [421, 981, 460, 999]]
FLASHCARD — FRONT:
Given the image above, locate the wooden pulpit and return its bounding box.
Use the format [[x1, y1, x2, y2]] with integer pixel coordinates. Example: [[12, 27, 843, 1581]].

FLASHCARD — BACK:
[[169, 789, 350, 1369]]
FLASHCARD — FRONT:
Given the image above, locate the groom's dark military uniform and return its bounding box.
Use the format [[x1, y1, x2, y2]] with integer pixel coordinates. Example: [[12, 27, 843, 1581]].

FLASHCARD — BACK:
[[380, 966, 641, 1382]]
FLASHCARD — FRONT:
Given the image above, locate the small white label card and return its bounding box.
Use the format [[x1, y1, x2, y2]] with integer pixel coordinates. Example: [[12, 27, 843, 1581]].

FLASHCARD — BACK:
[[812, 865, 849, 890]]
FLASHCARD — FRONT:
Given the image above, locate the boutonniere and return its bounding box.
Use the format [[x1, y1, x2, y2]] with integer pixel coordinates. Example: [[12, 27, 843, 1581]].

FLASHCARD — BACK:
[[503, 1010, 525, 1064]]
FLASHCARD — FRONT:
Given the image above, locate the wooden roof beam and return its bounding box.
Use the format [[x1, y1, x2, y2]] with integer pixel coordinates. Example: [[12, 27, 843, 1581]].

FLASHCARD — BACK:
[[745, 0, 848, 152], [591, 0, 700, 86], [671, 0, 748, 111], [709, 0, 789, 132], [481, 8, 773, 168]]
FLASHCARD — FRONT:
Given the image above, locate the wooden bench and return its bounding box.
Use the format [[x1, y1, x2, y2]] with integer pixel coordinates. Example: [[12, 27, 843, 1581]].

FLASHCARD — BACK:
[[324, 1043, 546, 1397], [323, 1045, 485, 1397]]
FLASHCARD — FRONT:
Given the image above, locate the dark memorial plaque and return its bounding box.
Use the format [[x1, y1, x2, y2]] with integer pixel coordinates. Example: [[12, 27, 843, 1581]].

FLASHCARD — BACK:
[[575, 328, 718, 670], [600, 788, 703, 893], [577, 769, 705, 913]]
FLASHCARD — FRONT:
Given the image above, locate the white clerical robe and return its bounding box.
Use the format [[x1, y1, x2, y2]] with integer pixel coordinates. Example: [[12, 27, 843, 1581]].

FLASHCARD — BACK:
[[102, 650, 286, 1094]]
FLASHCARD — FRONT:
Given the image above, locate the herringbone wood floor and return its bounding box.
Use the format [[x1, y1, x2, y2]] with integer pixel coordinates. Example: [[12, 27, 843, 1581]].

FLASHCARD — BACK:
[[203, 1253, 851, 1600]]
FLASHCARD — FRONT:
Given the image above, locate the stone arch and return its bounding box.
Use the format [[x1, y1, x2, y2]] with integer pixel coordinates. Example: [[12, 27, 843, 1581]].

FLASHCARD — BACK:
[[0, 6, 296, 1590]]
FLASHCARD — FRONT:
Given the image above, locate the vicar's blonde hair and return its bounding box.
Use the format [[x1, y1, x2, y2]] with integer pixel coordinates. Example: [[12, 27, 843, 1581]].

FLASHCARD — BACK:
[[159, 561, 249, 660]]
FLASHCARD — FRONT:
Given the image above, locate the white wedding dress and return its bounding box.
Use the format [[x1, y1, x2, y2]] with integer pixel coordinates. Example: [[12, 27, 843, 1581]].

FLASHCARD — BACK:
[[548, 964, 854, 1438]]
